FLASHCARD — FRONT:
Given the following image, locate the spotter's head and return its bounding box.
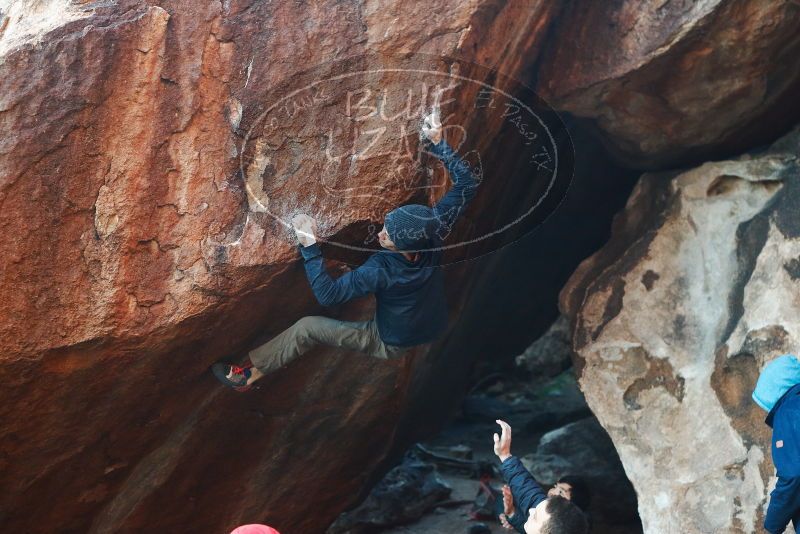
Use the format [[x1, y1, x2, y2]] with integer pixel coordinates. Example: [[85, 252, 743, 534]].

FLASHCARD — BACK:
[[524, 495, 587, 534]]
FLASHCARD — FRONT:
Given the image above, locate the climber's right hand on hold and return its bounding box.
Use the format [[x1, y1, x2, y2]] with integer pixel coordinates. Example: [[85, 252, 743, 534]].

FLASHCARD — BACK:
[[292, 214, 317, 247], [420, 107, 442, 145]]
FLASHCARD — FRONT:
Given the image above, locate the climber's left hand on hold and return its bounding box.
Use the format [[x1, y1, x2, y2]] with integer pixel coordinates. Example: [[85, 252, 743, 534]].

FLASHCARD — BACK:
[[421, 106, 442, 145], [292, 214, 318, 247]]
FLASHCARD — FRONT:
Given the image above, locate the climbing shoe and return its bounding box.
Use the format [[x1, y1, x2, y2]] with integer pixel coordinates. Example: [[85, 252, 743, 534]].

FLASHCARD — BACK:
[[211, 362, 253, 392]]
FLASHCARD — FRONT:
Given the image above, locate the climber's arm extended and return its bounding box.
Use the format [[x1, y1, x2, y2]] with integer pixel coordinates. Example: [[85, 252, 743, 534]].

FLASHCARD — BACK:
[[426, 138, 480, 240], [299, 244, 390, 307], [291, 214, 390, 306]]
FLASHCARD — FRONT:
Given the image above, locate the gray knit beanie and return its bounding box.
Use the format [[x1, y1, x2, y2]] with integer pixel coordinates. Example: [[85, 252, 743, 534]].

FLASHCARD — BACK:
[[384, 204, 435, 250]]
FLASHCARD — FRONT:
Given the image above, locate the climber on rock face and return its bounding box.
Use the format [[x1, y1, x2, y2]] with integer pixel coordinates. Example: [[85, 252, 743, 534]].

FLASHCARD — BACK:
[[211, 106, 480, 391], [492, 420, 588, 534], [752, 354, 800, 534]]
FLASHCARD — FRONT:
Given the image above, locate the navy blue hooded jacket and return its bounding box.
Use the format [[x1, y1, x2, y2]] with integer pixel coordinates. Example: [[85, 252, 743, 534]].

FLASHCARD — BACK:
[[764, 383, 800, 533], [298, 138, 479, 347], [500, 455, 548, 530]]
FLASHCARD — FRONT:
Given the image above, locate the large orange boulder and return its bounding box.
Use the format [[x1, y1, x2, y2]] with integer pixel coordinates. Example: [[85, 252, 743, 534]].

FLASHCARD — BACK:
[[0, 1, 565, 532], [537, 0, 800, 168]]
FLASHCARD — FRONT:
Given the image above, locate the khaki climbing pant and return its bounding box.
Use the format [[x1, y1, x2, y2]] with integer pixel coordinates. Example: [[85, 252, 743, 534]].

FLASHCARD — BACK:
[[248, 315, 412, 374]]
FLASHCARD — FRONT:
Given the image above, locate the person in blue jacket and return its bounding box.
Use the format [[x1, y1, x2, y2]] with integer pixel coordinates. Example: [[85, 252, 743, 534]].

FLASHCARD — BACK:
[[495, 475, 591, 532], [753, 354, 800, 533], [493, 419, 588, 534], [212, 108, 479, 391]]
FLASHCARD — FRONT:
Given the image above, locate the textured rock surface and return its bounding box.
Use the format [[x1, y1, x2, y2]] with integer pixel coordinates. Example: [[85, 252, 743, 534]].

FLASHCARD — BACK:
[[0, 1, 563, 532], [538, 0, 800, 168], [515, 315, 572, 380], [561, 126, 800, 533], [327, 453, 452, 534], [6, 0, 800, 531]]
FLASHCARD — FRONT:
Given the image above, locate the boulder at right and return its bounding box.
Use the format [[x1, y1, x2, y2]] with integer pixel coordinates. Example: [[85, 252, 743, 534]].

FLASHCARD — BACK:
[[560, 125, 800, 533], [538, 1, 800, 168]]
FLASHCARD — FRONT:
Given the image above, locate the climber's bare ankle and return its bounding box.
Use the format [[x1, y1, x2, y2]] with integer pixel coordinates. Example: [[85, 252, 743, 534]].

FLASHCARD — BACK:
[[247, 366, 264, 385]]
